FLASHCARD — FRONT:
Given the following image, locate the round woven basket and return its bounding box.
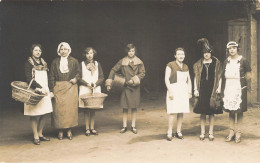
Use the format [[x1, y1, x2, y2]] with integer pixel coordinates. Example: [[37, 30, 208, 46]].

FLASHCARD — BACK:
[[11, 81, 46, 105], [80, 93, 108, 109], [111, 73, 125, 93]]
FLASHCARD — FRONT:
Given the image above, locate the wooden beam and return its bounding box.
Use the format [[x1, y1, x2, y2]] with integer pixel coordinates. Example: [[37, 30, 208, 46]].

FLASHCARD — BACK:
[[249, 14, 258, 103]]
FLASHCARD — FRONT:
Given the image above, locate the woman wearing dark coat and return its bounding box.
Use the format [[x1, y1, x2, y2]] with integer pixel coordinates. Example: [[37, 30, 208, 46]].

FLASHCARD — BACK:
[[105, 43, 145, 134], [49, 42, 80, 140], [193, 38, 223, 141]]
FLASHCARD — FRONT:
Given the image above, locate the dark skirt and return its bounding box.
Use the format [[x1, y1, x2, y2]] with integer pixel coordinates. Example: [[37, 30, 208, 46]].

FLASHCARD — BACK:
[[193, 79, 223, 115]]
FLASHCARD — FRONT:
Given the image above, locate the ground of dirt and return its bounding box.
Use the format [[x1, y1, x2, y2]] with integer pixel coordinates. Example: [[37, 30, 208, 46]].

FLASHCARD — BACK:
[[1, 92, 260, 163]]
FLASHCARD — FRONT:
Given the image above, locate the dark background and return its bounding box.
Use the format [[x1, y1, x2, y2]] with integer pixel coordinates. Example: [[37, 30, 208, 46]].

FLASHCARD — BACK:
[[0, 1, 248, 109]]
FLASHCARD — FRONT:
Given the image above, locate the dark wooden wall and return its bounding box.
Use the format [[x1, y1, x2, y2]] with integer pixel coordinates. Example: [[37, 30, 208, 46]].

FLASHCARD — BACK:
[[0, 1, 248, 108]]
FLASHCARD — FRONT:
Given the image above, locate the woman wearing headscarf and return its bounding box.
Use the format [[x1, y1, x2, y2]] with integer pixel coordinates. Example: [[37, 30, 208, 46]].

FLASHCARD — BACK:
[[49, 42, 80, 140], [24, 44, 53, 145], [193, 38, 223, 141], [222, 41, 251, 143]]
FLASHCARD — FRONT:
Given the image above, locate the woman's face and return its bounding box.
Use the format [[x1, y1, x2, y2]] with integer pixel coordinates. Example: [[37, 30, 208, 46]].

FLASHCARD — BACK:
[[32, 46, 42, 59], [175, 50, 185, 62], [127, 48, 135, 58], [203, 52, 212, 60], [59, 45, 69, 57], [228, 46, 238, 56], [85, 49, 94, 61]]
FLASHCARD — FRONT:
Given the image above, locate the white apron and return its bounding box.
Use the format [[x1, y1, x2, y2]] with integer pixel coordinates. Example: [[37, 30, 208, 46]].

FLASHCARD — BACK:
[[166, 71, 190, 114], [24, 70, 53, 116], [223, 59, 242, 111], [79, 61, 102, 108]]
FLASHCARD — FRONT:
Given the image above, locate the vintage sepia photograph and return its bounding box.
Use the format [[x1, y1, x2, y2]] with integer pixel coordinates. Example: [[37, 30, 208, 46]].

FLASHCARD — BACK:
[[0, 0, 260, 162]]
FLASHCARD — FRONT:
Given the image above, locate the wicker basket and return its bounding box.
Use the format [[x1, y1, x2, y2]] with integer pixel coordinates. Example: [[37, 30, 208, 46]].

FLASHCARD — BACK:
[[11, 80, 46, 105], [80, 93, 108, 109]]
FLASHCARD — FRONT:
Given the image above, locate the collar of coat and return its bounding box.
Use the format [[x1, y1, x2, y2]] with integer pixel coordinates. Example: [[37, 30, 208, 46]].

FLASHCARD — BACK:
[[122, 56, 143, 66]]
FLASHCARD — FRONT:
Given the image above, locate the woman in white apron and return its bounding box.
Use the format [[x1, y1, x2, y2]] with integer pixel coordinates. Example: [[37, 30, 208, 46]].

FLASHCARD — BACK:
[[222, 41, 251, 143], [165, 48, 192, 141], [78, 47, 104, 136], [24, 44, 53, 145]]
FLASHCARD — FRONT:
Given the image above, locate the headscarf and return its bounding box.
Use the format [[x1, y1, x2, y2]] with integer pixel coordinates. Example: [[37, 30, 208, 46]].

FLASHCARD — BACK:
[[57, 42, 71, 73]]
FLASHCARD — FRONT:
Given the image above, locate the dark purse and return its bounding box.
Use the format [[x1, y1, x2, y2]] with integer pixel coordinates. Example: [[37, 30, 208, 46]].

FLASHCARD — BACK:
[[210, 93, 223, 110]]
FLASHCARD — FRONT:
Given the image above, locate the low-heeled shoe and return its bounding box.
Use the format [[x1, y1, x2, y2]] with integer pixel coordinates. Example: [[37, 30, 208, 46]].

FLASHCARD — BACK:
[[39, 136, 50, 141], [33, 139, 40, 145]]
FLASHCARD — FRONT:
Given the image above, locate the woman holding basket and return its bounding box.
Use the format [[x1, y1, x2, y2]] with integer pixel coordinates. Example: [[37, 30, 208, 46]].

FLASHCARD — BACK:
[[78, 47, 104, 136], [24, 44, 53, 145], [49, 42, 80, 140]]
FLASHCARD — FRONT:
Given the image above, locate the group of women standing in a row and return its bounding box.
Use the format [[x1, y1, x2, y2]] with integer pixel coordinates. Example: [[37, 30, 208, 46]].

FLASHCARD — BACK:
[[24, 42, 145, 145], [24, 39, 251, 145], [165, 38, 251, 144]]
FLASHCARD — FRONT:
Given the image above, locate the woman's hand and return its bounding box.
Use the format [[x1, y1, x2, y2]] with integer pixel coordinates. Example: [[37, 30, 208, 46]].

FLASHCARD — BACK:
[[70, 78, 77, 84], [168, 90, 174, 100], [107, 86, 111, 92], [41, 88, 48, 95], [91, 83, 96, 89], [126, 80, 134, 86], [50, 92, 54, 98], [216, 89, 221, 94], [194, 90, 199, 97], [189, 93, 192, 99]]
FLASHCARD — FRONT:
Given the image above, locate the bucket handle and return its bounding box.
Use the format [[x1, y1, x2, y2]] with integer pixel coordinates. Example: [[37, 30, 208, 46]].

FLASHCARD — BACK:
[[27, 78, 35, 90]]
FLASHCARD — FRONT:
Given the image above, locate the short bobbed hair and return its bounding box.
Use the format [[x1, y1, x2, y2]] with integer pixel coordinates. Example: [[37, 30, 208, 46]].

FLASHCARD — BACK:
[[30, 44, 42, 54], [83, 47, 97, 58], [125, 43, 136, 54], [175, 47, 185, 55]]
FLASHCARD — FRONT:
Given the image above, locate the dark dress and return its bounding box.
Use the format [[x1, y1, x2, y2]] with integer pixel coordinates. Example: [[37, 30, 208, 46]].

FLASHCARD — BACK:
[[194, 59, 222, 115]]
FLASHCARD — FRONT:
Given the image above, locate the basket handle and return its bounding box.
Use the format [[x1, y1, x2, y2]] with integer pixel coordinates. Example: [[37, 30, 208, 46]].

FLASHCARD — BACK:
[[27, 78, 35, 90]]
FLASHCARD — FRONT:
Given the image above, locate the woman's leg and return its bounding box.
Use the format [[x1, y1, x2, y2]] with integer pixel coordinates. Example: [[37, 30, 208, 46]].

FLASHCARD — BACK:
[[67, 128, 72, 140], [235, 112, 243, 143], [209, 114, 215, 141], [90, 111, 95, 129], [176, 113, 183, 133], [85, 111, 90, 130], [120, 109, 128, 133], [200, 114, 206, 140], [167, 114, 174, 138], [209, 114, 215, 135], [131, 108, 137, 128], [200, 114, 206, 135], [122, 109, 128, 128], [226, 112, 235, 141], [30, 116, 39, 139], [37, 114, 48, 137], [89, 111, 98, 135], [131, 108, 137, 134]]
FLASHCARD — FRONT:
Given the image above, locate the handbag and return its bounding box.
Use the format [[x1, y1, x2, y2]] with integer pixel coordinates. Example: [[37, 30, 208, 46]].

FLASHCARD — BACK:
[[210, 93, 223, 110]]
